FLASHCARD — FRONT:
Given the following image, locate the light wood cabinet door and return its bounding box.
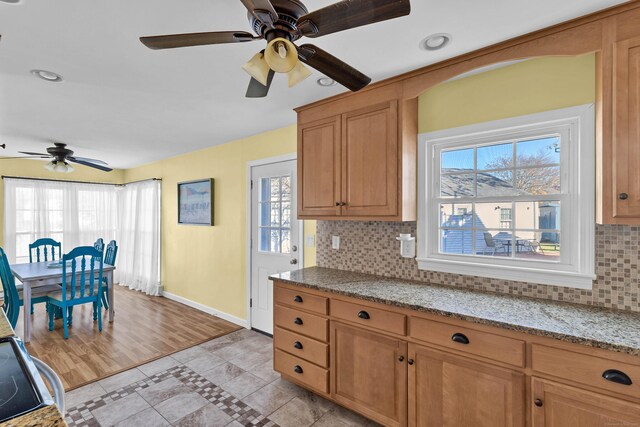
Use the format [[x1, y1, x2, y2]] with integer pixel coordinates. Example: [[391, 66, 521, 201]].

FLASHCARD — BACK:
[[532, 377, 640, 427], [408, 344, 524, 427], [298, 116, 341, 217], [342, 101, 399, 217], [331, 322, 407, 427], [613, 36, 640, 218]]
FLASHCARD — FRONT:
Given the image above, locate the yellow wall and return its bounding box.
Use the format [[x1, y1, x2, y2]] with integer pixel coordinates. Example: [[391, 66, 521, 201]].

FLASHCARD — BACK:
[[0, 159, 124, 247], [418, 54, 596, 133], [124, 125, 316, 321]]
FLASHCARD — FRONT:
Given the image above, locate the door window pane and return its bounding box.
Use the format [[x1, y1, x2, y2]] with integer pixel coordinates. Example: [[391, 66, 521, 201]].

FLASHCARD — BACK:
[[258, 174, 292, 254]]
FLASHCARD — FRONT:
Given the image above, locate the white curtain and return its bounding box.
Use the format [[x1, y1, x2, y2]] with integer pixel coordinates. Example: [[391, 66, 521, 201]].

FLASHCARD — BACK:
[[115, 180, 161, 296], [3, 177, 161, 296], [3, 178, 118, 263]]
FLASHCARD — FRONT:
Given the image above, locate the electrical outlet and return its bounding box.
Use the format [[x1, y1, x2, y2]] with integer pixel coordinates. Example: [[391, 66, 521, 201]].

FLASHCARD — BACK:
[[332, 235, 340, 250], [305, 234, 315, 248]]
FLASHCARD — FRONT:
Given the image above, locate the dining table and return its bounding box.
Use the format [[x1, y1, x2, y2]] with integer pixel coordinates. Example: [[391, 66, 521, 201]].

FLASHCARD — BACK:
[[10, 261, 116, 343]]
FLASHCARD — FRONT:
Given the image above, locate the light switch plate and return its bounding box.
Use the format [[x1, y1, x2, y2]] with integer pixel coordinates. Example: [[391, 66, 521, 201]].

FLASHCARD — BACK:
[[305, 234, 315, 247], [332, 235, 340, 250]]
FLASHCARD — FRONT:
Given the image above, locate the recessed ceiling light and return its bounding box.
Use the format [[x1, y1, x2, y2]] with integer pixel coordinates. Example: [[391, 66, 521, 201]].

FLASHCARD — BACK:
[[30, 69, 63, 82], [420, 33, 452, 51], [317, 77, 337, 87]]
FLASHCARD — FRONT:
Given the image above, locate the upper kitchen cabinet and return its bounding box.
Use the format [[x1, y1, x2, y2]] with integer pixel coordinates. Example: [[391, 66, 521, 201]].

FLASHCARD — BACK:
[[296, 83, 418, 221], [608, 35, 640, 221]]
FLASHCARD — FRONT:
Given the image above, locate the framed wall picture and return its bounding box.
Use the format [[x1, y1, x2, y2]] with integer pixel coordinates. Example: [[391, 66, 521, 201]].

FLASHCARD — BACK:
[[178, 179, 214, 225]]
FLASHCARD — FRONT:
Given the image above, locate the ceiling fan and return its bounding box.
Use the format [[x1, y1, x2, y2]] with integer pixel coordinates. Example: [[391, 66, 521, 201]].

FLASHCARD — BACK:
[[140, 0, 411, 97], [0, 142, 112, 173]]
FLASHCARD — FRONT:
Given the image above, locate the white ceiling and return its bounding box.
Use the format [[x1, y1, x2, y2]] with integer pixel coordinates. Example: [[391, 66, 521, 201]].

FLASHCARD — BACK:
[[0, 0, 627, 169]]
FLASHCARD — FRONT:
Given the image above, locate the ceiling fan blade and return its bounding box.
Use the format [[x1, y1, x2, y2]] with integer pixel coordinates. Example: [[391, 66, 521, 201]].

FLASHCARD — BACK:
[[140, 31, 258, 50], [296, 0, 410, 38], [68, 156, 108, 166], [18, 151, 51, 157], [68, 158, 113, 172], [246, 70, 275, 98], [298, 44, 371, 92], [0, 156, 49, 160], [239, 0, 278, 27]]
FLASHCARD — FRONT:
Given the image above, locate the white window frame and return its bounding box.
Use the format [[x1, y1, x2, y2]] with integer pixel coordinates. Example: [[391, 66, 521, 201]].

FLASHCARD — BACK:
[[417, 104, 595, 289]]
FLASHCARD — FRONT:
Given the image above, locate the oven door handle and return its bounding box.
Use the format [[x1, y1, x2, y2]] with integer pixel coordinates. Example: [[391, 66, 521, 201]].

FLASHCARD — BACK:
[[32, 357, 65, 416]]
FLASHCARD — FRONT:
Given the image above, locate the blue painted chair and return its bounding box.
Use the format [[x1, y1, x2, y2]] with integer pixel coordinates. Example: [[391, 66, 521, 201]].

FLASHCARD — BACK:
[[29, 238, 61, 263], [100, 240, 118, 310], [47, 246, 104, 340], [0, 247, 52, 329]]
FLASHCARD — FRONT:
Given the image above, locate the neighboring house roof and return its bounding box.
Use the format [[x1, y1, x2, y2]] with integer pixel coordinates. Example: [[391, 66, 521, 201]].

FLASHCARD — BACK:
[[441, 168, 529, 197]]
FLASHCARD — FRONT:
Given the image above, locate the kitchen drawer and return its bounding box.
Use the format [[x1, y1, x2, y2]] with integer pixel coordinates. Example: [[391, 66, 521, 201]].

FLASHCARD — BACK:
[[331, 299, 406, 336], [410, 317, 525, 367], [274, 304, 329, 342], [275, 349, 329, 394], [532, 344, 640, 398], [275, 286, 328, 315], [274, 327, 329, 368]]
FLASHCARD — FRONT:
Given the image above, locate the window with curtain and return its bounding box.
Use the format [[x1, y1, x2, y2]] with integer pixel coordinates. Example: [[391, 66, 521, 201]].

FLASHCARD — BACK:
[[3, 177, 161, 295]]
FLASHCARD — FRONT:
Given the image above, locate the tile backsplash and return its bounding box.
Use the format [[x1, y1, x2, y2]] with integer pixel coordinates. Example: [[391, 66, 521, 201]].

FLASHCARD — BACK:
[[316, 222, 639, 312]]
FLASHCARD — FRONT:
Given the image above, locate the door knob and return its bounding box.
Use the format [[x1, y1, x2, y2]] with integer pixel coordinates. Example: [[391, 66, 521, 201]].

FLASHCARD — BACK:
[[290, 259, 298, 265]]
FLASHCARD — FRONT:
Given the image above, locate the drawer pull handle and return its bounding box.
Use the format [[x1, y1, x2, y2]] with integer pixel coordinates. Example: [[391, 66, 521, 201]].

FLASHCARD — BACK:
[[602, 369, 633, 386], [294, 365, 303, 374], [408, 359, 414, 365], [451, 333, 470, 345], [534, 399, 543, 407], [293, 341, 303, 350], [293, 295, 303, 303], [357, 310, 370, 320], [294, 317, 303, 325]]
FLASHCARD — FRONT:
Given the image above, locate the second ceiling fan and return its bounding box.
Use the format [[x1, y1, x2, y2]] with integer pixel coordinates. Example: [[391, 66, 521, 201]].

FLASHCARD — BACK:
[[140, 0, 411, 97]]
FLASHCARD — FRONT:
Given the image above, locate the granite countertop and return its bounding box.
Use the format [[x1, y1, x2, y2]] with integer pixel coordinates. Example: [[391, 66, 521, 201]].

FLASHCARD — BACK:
[[0, 313, 67, 426], [271, 267, 640, 356]]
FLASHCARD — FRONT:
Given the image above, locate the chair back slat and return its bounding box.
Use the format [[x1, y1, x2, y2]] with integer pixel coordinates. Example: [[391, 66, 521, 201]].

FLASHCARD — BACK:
[[29, 238, 61, 263], [62, 246, 103, 303], [94, 238, 104, 255]]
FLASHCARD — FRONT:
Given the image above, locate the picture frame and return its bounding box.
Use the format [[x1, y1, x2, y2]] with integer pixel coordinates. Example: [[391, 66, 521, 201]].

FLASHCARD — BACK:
[[177, 179, 214, 225]]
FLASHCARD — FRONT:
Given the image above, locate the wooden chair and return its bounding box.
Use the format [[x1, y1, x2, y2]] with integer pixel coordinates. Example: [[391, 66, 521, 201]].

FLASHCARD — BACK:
[[29, 238, 62, 263], [47, 246, 104, 339], [101, 240, 118, 309], [0, 247, 54, 328]]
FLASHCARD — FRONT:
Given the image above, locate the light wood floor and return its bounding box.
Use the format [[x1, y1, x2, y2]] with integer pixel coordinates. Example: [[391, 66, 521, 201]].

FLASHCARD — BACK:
[[15, 286, 241, 391]]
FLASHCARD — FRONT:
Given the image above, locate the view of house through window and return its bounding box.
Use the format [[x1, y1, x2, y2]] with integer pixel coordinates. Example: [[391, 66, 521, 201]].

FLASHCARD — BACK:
[[258, 175, 292, 254], [438, 135, 561, 261]]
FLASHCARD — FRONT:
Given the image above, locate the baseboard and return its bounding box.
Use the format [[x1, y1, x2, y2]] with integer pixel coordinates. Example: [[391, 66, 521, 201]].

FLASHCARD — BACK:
[[161, 291, 249, 329]]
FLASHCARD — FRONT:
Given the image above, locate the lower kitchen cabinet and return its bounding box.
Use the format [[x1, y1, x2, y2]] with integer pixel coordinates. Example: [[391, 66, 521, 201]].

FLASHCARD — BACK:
[[331, 322, 408, 427], [531, 378, 640, 427], [408, 344, 525, 427]]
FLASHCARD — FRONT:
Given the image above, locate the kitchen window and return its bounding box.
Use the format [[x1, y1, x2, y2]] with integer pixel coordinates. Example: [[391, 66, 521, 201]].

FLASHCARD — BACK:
[[417, 105, 595, 289]]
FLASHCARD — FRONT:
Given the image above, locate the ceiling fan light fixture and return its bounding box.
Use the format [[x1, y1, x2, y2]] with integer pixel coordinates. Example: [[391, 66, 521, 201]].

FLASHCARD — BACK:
[[53, 162, 68, 173], [65, 162, 74, 173], [45, 161, 56, 172], [288, 61, 312, 88], [242, 51, 271, 86], [264, 37, 298, 73]]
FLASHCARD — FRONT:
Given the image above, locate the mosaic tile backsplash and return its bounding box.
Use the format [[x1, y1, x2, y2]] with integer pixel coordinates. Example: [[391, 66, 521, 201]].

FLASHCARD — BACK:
[[316, 222, 640, 312]]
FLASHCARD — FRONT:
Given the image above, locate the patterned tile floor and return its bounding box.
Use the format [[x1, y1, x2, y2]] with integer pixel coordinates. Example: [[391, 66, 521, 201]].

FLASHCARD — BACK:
[[63, 329, 379, 427]]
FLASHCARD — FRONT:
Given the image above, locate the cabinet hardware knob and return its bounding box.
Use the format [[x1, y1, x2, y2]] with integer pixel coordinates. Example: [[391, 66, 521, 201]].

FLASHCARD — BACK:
[[335, 202, 341, 206], [294, 365, 303, 374], [357, 310, 370, 320], [451, 333, 470, 345], [602, 369, 633, 386], [293, 295, 303, 303], [293, 341, 303, 350], [534, 399, 543, 407], [294, 317, 303, 325], [619, 193, 629, 200], [398, 356, 405, 362], [341, 202, 347, 206], [408, 359, 414, 365], [290, 259, 298, 265]]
